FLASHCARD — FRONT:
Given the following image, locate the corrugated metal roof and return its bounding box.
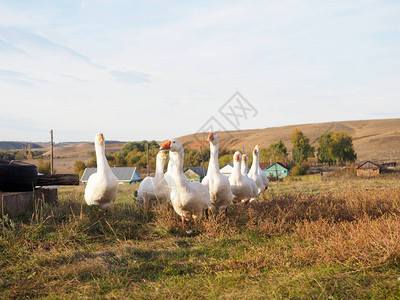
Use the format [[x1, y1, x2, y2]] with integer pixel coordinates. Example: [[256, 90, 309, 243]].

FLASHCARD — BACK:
[[81, 167, 142, 182], [185, 166, 207, 177], [262, 162, 288, 170], [357, 161, 381, 170], [220, 163, 249, 173]]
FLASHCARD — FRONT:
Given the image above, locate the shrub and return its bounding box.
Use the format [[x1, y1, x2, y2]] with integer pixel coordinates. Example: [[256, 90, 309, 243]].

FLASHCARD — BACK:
[[37, 158, 51, 175], [15, 150, 27, 160], [74, 160, 86, 178], [290, 162, 309, 176]]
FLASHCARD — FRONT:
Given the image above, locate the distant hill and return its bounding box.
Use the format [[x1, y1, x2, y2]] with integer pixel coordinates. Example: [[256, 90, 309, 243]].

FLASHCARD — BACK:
[[2, 119, 399, 173], [0, 142, 43, 150], [165, 118, 400, 163]]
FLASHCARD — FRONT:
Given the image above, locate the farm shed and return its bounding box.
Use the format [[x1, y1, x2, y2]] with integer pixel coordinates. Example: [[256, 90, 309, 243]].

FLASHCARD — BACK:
[[184, 166, 207, 182], [81, 167, 142, 184], [356, 161, 381, 177], [263, 162, 289, 179], [220, 163, 249, 178]]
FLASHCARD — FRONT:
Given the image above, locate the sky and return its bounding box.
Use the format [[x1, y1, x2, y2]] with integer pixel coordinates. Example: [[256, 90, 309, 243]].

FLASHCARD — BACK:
[[0, 0, 399, 143]]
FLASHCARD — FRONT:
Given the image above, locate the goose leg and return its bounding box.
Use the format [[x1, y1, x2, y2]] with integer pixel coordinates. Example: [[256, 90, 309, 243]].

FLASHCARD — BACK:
[[166, 202, 173, 211], [205, 208, 210, 220]]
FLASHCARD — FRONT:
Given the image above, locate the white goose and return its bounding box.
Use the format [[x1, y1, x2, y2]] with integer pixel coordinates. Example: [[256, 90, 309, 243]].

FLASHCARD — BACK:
[[160, 139, 213, 222], [136, 150, 170, 208], [241, 154, 258, 201], [248, 146, 264, 196], [252, 144, 269, 190], [228, 151, 253, 203], [202, 132, 233, 213], [84, 133, 118, 210]]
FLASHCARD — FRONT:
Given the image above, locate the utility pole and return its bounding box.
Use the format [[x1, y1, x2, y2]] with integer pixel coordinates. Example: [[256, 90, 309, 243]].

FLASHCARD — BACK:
[[200, 146, 206, 179], [50, 129, 54, 175], [272, 146, 279, 181], [146, 143, 150, 177]]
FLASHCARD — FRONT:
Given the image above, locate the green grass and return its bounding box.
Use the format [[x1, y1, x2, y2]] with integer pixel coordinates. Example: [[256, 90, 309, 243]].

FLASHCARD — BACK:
[[1, 177, 400, 299]]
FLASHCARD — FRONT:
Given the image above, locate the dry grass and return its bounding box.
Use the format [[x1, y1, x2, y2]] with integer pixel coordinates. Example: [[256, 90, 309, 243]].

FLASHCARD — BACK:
[[1, 177, 400, 298]]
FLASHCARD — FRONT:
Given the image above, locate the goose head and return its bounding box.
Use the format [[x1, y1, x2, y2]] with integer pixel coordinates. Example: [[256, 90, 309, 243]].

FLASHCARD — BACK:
[[160, 138, 182, 153], [242, 154, 248, 165], [241, 154, 248, 174], [207, 132, 219, 145], [253, 145, 259, 157], [233, 151, 242, 166], [95, 133, 105, 147], [157, 150, 168, 163]]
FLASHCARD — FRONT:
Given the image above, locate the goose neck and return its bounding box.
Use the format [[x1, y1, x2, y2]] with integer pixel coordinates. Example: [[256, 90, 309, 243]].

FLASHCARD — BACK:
[[96, 143, 109, 172], [241, 161, 247, 176], [155, 158, 165, 179], [233, 161, 242, 177], [208, 142, 219, 171], [251, 152, 259, 169], [171, 149, 184, 175]]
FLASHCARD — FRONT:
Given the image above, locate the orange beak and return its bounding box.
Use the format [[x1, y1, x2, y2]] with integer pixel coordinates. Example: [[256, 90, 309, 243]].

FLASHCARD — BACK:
[[235, 154, 240, 161], [208, 132, 214, 141], [160, 140, 171, 150], [98, 133, 104, 141], [160, 150, 167, 158], [242, 155, 247, 162], [256, 144, 260, 150]]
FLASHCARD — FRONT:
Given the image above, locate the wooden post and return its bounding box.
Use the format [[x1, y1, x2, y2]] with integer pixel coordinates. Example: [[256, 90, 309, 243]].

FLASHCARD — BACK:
[[200, 146, 206, 178], [272, 147, 279, 181], [50, 129, 54, 175], [146, 143, 150, 177]]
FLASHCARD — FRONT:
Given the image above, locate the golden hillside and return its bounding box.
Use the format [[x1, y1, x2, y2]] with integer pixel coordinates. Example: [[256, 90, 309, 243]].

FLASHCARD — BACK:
[[34, 118, 399, 173], [175, 118, 400, 163]]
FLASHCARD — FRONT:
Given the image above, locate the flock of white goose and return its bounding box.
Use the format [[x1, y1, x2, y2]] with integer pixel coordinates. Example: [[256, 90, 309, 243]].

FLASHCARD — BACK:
[[84, 132, 269, 222]]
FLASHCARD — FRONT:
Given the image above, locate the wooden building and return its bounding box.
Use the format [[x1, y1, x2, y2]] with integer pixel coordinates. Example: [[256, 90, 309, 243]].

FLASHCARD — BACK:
[[356, 161, 381, 177]]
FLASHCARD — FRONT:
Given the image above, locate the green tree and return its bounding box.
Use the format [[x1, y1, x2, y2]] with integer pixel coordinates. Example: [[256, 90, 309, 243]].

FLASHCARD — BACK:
[[15, 150, 27, 160], [291, 129, 314, 165], [317, 132, 334, 165], [126, 151, 143, 166], [86, 157, 97, 168], [218, 154, 233, 168], [112, 153, 126, 167], [120, 140, 159, 156], [37, 159, 51, 175], [330, 132, 357, 165], [259, 140, 288, 163], [74, 160, 86, 179]]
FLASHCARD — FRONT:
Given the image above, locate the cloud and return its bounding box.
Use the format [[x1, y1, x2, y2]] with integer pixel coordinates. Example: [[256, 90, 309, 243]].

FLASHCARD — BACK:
[[109, 70, 150, 84], [0, 26, 104, 69], [0, 68, 50, 87], [0, 38, 25, 54]]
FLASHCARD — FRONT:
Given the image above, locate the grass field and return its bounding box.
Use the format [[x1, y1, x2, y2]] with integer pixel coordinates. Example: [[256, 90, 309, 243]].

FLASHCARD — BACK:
[[1, 176, 400, 299]]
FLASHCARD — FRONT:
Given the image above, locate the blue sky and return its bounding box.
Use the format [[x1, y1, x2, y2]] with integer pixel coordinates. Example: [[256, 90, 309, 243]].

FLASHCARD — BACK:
[[0, 0, 399, 142]]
